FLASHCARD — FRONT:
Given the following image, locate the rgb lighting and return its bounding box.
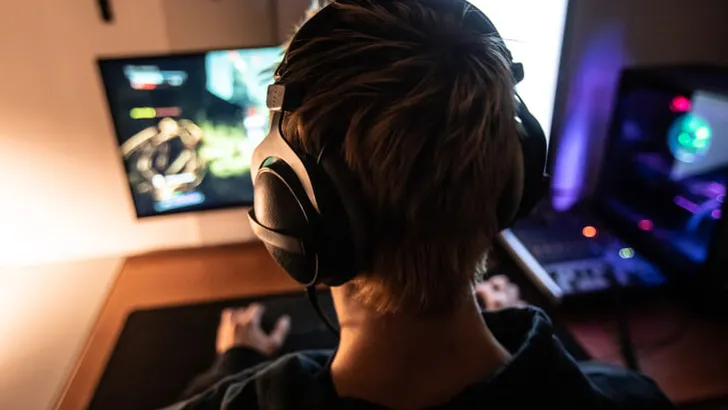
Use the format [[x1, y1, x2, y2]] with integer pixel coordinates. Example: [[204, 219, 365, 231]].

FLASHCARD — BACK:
[[670, 96, 691, 112], [668, 114, 712, 163], [619, 247, 635, 259], [637, 219, 654, 231], [582, 226, 597, 238]]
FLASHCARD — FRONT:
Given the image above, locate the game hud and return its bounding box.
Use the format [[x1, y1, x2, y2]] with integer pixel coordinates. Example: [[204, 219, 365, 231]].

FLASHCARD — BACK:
[[99, 46, 283, 217]]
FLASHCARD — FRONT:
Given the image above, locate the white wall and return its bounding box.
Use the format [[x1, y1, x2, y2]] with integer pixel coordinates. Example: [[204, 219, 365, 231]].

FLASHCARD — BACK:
[[0, 0, 303, 267], [0, 3, 305, 408]]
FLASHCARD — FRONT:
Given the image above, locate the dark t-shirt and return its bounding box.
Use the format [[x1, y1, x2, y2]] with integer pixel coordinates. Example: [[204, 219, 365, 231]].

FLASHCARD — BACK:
[[163, 307, 674, 410]]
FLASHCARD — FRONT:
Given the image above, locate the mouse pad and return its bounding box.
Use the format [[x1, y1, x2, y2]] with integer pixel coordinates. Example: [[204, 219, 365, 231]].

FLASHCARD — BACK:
[[89, 290, 589, 410]]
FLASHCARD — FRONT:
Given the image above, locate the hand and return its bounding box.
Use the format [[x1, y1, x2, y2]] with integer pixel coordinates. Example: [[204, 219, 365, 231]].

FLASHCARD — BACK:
[[216, 303, 291, 356], [476, 275, 526, 310]]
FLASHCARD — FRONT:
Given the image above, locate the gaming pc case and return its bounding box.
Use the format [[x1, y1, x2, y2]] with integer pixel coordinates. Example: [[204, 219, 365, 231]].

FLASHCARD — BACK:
[[501, 65, 728, 312]]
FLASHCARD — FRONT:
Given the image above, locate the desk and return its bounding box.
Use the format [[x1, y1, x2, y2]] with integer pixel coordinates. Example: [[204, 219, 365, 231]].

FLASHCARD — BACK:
[[56, 242, 728, 409], [0, 257, 122, 410], [56, 243, 298, 410], [565, 303, 728, 405]]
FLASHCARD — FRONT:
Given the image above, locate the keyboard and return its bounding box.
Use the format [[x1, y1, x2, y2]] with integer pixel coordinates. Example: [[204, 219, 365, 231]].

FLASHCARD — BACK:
[[499, 211, 667, 303]]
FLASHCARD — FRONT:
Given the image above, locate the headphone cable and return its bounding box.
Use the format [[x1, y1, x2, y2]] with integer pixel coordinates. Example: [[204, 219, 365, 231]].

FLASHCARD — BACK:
[[305, 286, 341, 337], [605, 265, 640, 371]]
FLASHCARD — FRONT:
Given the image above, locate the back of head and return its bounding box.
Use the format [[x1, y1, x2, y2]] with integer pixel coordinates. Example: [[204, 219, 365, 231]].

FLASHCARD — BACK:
[[279, 0, 520, 316]]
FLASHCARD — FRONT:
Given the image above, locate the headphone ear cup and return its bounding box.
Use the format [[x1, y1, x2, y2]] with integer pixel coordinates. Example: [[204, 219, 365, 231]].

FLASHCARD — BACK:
[[315, 154, 361, 286], [497, 142, 524, 230], [498, 99, 549, 230], [292, 153, 358, 286], [515, 100, 549, 219], [251, 160, 320, 285]]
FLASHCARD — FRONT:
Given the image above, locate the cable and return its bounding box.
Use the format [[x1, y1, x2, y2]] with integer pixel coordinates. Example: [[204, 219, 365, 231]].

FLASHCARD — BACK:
[[595, 309, 691, 362], [305, 286, 340, 337], [604, 265, 640, 371]]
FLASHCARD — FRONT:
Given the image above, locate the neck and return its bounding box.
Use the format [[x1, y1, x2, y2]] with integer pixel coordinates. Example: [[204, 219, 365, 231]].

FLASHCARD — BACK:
[[329, 286, 511, 410]]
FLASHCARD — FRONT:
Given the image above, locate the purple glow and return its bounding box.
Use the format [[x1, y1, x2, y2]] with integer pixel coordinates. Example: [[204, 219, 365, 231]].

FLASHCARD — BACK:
[[551, 25, 628, 211], [674, 196, 698, 213], [712, 209, 722, 219], [707, 182, 726, 196], [551, 117, 587, 211]]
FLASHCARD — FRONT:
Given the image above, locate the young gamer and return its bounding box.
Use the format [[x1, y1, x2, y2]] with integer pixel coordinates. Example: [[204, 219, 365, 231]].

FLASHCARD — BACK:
[[163, 0, 674, 408]]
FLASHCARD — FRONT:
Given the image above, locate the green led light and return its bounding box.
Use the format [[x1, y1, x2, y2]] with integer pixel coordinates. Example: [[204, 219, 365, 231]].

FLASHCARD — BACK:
[[678, 132, 691, 146], [668, 114, 712, 163], [619, 247, 635, 259], [695, 126, 710, 139]]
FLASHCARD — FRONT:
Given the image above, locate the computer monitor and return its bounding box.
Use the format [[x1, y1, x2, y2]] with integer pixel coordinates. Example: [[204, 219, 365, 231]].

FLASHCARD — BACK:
[[596, 81, 728, 277], [99, 46, 283, 218], [469, 0, 571, 141]]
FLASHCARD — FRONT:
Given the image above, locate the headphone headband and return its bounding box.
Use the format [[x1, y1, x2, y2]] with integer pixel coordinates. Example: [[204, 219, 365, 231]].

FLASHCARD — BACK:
[[276, 0, 522, 82], [250, 85, 320, 211]]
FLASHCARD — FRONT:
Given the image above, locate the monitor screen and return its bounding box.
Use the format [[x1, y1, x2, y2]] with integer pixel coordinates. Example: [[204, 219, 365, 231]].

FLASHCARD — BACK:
[[597, 86, 728, 273], [470, 0, 570, 141], [99, 46, 283, 218]]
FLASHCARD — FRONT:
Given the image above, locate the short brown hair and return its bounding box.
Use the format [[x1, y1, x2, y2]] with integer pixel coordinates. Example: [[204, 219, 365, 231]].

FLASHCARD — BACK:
[[278, 0, 519, 315]]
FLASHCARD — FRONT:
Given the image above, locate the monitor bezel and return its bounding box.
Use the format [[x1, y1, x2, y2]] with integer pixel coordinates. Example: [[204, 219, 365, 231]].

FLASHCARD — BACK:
[[97, 45, 283, 219], [543, 0, 577, 176]]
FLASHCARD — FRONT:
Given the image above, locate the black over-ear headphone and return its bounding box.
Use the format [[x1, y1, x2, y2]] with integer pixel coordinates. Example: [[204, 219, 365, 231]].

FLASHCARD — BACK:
[[248, 0, 550, 290]]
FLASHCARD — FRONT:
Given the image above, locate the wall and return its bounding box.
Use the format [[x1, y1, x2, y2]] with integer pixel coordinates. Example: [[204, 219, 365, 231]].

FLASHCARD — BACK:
[[0, 2, 306, 408], [0, 0, 305, 267], [550, 0, 728, 207]]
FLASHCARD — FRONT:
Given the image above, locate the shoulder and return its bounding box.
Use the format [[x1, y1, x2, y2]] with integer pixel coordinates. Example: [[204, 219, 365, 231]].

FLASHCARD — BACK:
[[579, 361, 676, 410], [162, 350, 333, 410]]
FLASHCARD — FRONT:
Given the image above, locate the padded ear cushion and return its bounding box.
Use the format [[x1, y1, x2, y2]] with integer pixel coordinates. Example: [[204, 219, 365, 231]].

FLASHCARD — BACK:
[[497, 140, 525, 231], [300, 152, 359, 286], [497, 99, 549, 230], [316, 151, 365, 284], [253, 160, 320, 285], [515, 99, 549, 219]]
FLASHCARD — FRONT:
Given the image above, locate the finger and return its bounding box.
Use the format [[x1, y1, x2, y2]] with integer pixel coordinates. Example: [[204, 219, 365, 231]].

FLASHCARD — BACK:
[[236, 303, 262, 323], [506, 282, 521, 302], [249, 304, 265, 326], [475, 283, 492, 304], [268, 315, 291, 347], [231, 308, 249, 323], [221, 308, 234, 323], [488, 275, 509, 290], [491, 294, 508, 310], [479, 285, 505, 310]]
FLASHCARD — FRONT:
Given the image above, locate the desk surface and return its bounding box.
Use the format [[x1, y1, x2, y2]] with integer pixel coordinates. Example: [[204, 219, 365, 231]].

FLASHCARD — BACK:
[[565, 301, 728, 404], [0, 257, 122, 410], [56, 243, 728, 409]]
